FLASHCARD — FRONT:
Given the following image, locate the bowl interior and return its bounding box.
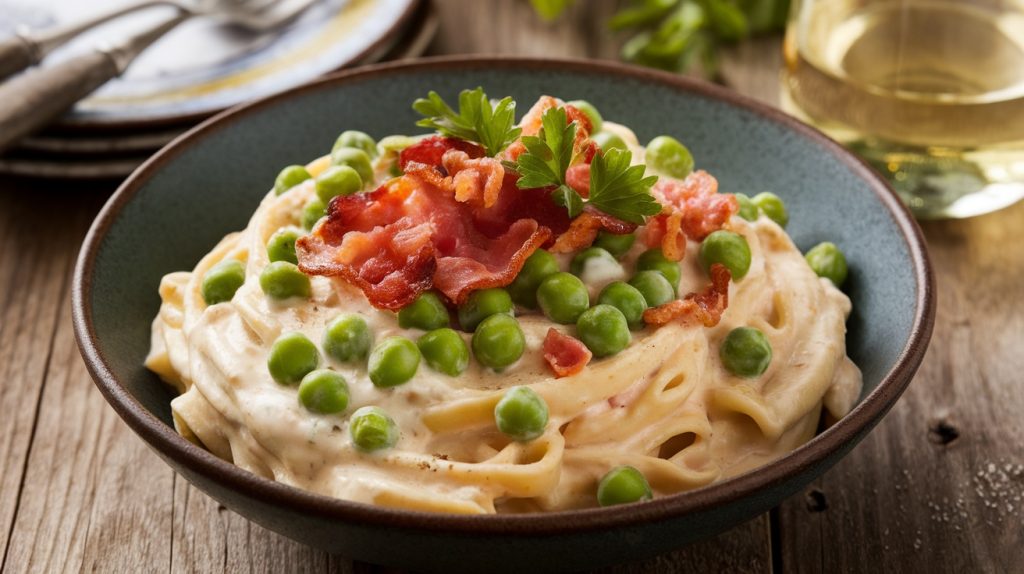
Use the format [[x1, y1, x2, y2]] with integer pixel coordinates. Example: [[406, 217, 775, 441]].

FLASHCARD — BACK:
[[84, 60, 918, 468]]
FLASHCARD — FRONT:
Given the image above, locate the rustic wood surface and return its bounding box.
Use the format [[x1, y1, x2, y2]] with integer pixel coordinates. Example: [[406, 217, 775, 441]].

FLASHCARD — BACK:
[[1, 0, 1022, 572]]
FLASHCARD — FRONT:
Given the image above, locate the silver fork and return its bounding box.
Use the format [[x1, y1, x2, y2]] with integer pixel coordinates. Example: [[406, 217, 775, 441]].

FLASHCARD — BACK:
[[0, 0, 319, 154]]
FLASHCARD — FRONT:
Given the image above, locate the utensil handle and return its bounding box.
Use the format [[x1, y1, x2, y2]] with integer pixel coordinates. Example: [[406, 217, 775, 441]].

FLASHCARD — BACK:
[[0, 1, 174, 82], [0, 50, 118, 154], [0, 34, 35, 81], [0, 11, 187, 155]]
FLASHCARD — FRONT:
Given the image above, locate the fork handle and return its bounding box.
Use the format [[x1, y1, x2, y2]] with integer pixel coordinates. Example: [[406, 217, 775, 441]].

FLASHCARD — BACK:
[[0, 1, 176, 82], [0, 34, 35, 80], [0, 11, 188, 155]]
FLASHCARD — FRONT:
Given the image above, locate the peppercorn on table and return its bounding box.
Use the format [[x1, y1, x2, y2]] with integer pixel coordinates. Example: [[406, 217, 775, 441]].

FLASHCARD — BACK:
[[1, 1, 1022, 572]]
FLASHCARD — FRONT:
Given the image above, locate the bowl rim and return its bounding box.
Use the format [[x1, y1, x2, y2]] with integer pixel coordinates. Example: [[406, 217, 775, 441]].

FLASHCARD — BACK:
[[72, 55, 936, 535]]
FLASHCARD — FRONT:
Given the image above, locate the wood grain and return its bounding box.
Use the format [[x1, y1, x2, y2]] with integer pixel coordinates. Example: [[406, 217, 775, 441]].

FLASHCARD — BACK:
[[777, 199, 1024, 573], [0, 189, 101, 569]]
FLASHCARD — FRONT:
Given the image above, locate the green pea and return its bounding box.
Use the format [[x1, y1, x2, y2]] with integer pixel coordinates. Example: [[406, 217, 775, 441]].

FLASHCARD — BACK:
[[636, 248, 681, 294], [593, 230, 636, 259], [274, 165, 311, 196], [471, 314, 525, 370], [301, 198, 327, 231], [367, 336, 420, 388], [567, 99, 603, 132], [720, 327, 772, 378], [259, 261, 311, 300], [805, 242, 848, 287], [458, 288, 513, 332], [699, 230, 752, 280], [331, 147, 374, 187], [349, 406, 398, 452], [377, 134, 418, 155], [629, 270, 675, 308], [398, 291, 450, 331], [323, 313, 372, 362], [267, 332, 320, 385], [752, 192, 788, 228], [576, 305, 631, 358], [315, 165, 363, 203], [417, 328, 470, 376], [332, 130, 377, 158], [537, 272, 590, 324], [508, 249, 560, 308], [494, 386, 549, 442], [267, 228, 300, 264], [591, 131, 627, 152], [570, 247, 618, 277], [201, 259, 245, 305], [298, 369, 349, 415], [597, 465, 653, 506], [734, 193, 758, 221], [645, 135, 694, 179], [597, 281, 648, 330]]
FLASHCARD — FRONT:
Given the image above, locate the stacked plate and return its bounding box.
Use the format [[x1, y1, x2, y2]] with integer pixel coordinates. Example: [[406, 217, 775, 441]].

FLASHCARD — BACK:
[[0, 0, 437, 178]]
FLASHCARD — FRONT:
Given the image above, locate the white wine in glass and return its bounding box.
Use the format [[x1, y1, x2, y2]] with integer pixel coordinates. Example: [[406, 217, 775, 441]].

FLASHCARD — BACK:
[[781, 0, 1024, 218]]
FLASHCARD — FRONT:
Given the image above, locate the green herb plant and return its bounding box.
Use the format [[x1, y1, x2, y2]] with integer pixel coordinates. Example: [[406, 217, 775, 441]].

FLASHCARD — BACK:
[[529, 0, 790, 77]]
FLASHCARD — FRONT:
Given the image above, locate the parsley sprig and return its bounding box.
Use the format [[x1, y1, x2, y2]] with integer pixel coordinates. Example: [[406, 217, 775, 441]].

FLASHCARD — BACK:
[[514, 107, 660, 224], [586, 148, 662, 224], [412, 88, 521, 157]]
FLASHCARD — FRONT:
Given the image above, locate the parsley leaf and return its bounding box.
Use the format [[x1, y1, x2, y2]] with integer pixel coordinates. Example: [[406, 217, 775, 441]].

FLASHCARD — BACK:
[[513, 106, 661, 223], [515, 107, 575, 188], [514, 107, 586, 216], [412, 88, 521, 157], [587, 148, 662, 224]]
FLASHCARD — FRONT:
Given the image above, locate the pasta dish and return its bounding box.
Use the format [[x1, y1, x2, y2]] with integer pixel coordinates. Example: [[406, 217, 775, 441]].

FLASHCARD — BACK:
[[146, 91, 862, 513]]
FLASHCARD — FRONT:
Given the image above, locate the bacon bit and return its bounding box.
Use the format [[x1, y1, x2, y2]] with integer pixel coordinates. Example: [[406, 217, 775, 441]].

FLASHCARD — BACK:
[[542, 328, 592, 378], [549, 209, 636, 253], [642, 263, 731, 327], [565, 163, 591, 197], [563, 104, 593, 136], [660, 211, 687, 261], [652, 171, 739, 241], [399, 136, 484, 172], [519, 96, 559, 137], [442, 150, 504, 208], [297, 173, 552, 309]]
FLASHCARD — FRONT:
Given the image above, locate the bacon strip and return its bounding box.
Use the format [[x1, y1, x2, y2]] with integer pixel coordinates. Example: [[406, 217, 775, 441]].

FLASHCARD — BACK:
[[549, 209, 636, 254], [433, 219, 550, 304], [542, 328, 592, 378], [297, 173, 551, 309], [651, 170, 739, 241], [642, 263, 731, 327]]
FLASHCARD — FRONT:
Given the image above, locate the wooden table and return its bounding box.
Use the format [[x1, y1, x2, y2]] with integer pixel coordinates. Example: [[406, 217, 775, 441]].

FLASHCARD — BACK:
[[2, 1, 1022, 571]]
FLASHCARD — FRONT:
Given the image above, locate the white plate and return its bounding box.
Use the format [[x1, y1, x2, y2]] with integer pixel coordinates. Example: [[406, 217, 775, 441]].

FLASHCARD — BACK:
[[0, 0, 419, 128]]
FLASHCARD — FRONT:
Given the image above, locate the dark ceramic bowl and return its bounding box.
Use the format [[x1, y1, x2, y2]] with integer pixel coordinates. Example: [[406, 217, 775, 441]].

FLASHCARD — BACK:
[[72, 57, 935, 573]]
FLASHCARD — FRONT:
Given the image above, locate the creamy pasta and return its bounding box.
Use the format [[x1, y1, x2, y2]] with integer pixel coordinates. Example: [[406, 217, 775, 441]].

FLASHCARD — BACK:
[[147, 98, 861, 514]]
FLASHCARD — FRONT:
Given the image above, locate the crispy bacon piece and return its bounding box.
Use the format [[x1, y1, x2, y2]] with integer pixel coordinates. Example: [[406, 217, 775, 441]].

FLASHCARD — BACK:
[[549, 208, 636, 253], [442, 150, 504, 208], [642, 263, 731, 327], [297, 173, 551, 309], [474, 172, 573, 241], [542, 328, 592, 378], [652, 170, 739, 241], [642, 211, 687, 262], [399, 136, 483, 172]]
